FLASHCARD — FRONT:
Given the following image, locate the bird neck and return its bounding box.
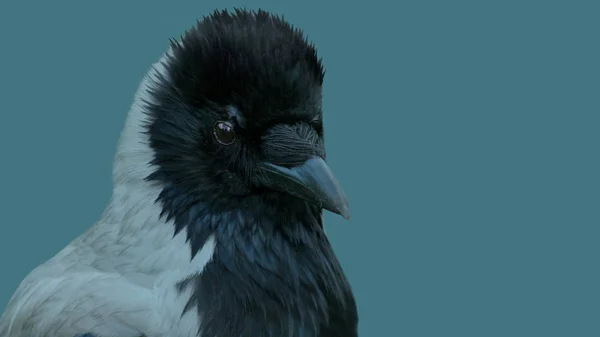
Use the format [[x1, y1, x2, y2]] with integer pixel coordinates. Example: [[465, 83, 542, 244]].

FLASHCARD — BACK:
[[158, 183, 358, 336]]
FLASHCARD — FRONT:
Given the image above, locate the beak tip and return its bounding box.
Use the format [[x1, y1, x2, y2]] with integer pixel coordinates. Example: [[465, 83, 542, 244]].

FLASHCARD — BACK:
[[335, 203, 351, 220]]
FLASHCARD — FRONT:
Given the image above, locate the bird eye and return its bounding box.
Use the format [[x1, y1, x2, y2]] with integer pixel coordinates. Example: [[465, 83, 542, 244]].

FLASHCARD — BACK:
[[213, 121, 236, 145]]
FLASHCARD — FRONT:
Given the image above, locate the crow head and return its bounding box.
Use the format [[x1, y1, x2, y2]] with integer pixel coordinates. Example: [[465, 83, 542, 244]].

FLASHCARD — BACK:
[[144, 8, 349, 220]]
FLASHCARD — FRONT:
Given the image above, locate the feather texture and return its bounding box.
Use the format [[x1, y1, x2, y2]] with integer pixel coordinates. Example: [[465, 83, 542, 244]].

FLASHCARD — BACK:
[[0, 52, 215, 337]]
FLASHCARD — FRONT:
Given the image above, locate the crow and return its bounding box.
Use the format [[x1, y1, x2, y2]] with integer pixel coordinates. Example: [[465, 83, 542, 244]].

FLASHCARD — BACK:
[[0, 8, 358, 337]]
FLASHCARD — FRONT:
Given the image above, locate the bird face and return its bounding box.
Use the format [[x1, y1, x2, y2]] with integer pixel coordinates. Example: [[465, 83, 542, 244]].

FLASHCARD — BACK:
[[144, 9, 349, 219]]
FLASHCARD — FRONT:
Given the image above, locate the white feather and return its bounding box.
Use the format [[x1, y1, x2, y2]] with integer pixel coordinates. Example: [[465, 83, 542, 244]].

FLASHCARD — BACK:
[[0, 50, 214, 337]]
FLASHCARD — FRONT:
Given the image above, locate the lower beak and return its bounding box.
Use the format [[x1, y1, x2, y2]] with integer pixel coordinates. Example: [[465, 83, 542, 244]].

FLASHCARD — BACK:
[[259, 156, 350, 219]]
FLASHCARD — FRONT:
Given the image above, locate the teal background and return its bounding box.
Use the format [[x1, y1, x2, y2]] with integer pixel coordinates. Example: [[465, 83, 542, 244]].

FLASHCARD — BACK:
[[0, 1, 598, 336]]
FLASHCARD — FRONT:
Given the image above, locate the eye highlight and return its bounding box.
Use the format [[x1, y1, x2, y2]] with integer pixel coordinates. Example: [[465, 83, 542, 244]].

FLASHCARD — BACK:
[[213, 121, 236, 145]]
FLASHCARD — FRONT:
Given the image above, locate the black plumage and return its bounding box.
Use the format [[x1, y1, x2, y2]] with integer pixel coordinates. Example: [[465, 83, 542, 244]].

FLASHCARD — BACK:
[[143, 8, 358, 337]]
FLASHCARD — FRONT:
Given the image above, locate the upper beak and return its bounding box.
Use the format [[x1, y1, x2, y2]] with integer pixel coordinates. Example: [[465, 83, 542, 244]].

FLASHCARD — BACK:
[[259, 156, 350, 219]]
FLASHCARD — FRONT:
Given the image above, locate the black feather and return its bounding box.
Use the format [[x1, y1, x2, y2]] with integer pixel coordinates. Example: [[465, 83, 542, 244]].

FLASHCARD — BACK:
[[143, 8, 357, 337]]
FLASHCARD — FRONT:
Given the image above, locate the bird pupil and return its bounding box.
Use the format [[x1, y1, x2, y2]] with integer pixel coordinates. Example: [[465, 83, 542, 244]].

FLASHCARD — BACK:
[[215, 121, 235, 144]]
